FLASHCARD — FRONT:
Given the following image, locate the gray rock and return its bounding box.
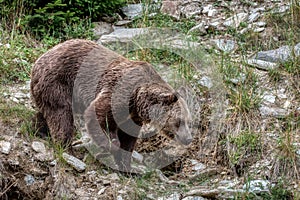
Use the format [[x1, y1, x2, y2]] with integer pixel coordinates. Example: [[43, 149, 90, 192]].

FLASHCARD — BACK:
[[180, 1, 202, 18], [121, 4, 143, 19], [248, 12, 260, 23], [0, 141, 11, 154], [272, 5, 290, 14], [294, 42, 300, 55], [93, 22, 113, 39], [11, 97, 19, 103], [198, 76, 213, 89], [164, 38, 200, 50], [99, 28, 149, 44], [253, 27, 265, 33], [182, 197, 207, 200], [190, 159, 206, 171], [14, 92, 27, 99], [223, 13, 248, 28], [262, 93, 276, 104], [255, 45, 292, 63], [247, 59, 279, 70], [106, 173, 120, 181], [202, 5, 213, 14], [115, 20, 133, 26], [32, 141, 46, 154], [62, 153, 86, 172], [132, 151, 143, 163], [117, 196, 123, 200], [212, 39, 236, 53], [217, 179, 240, 189], [161, 1, 181, 20], [243, 180, 271, 193], [251, 7, 265, 13], [259, 105, 288, 117], [185, 188, 219, 198], [296, 149, 300, 155], [229, 73, 246, 84], [188, 22, 207, 36], [24, 174, 35, 185], [208, 9, 217, 17], [50, 159, 57, 166], [158, 192, 181, 200], [254, 21, 267, 27]]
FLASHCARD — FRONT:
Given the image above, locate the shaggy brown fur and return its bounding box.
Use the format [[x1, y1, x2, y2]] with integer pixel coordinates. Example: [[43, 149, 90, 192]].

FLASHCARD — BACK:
[[30, 39, 192, 171]]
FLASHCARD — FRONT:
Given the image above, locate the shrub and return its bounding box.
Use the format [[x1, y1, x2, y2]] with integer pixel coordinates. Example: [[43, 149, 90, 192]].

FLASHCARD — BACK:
[[0, 0, 126, 39]]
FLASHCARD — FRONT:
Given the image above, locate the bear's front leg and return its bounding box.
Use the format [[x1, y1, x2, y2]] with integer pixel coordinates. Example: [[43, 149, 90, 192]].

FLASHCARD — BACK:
[[32, 112, 49, 139], [84, 96, 120, 153], [43, 107, 75, 146], [114, 129, 138, 172]]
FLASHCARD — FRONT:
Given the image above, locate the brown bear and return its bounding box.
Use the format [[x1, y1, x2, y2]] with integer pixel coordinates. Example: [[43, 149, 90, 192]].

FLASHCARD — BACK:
[[30, 39, 193, 171]]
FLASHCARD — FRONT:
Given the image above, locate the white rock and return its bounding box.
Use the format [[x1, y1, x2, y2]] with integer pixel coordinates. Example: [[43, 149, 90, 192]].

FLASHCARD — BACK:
[[212, 39, 236, 53], [198, 76, 213, 89], [182, 197, 207, 200], [132, 150, 143, 163], [262, 93, 276, 104], [62, 153, 86, 172], [272, 5, 290, 14], [208, 9, 217, 17], [188, 22, 207, 35], [247, 59, 279, 70], [106, 173, 120, 181], [158, 192, 180, 200], [248, 12, 260, 23], [50, 159, 57, 166], [223, 13, 248, 28], [251, 7, 265, 13], [121, 3, 143, 19], [32, 141, 46, 154], [98, 187, 107, 195], [259, 106, 288, 117], [202, 5, 213, 14], [210, 21, 221, 27], [99, 28, 152, 45], [11, 97, 19, 103], [193, 162, 206, 171], [283, 100, 291, 109], [0, 141, 11, 154], [254, 21, 267, 27], [93, 22, 113, 38], [253, 27, 265, 33], [229, 73, 246, 84], [117, 195, 123, 200], [24, 174, 35, 185], [243, 180, 271, 193]]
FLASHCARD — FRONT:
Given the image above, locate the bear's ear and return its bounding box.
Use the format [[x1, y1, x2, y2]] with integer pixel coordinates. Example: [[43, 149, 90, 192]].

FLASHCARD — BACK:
[[159, 92, 178, 105]]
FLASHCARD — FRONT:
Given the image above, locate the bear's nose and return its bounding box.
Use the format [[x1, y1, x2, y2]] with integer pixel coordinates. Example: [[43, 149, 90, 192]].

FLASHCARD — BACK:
[[178, 136, 193, 145], [184, 137, 193, 145]]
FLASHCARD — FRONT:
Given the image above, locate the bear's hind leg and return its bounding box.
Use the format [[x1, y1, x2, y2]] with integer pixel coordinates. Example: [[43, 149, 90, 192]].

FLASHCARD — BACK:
[[32, 112, 49, 139], [44, 107, 75, 146]]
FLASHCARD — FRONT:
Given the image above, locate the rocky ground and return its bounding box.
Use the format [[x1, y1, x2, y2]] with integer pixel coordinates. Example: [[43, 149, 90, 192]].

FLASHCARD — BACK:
[[0, 0, 299, 199]]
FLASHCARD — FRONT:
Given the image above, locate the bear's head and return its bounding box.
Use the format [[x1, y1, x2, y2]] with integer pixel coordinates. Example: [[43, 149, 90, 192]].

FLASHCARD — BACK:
[[135, 83, 193, 145]]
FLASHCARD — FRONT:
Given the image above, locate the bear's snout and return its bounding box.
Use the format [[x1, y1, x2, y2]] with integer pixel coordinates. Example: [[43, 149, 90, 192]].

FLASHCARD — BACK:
[[177, 134, 193, 145], [176, 125, 193, 145]]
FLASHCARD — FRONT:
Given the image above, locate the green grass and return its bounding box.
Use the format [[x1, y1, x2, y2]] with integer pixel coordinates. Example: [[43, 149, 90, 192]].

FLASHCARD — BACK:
[[236, 180, 294, 200], [0, 31, 43, 83], [131, 13, 197, 35], [228, 131, 262, 166]]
